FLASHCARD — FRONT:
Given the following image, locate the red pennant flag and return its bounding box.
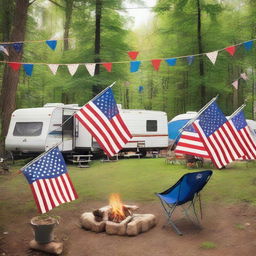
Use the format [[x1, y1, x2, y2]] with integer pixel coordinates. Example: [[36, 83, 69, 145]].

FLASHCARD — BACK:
[[128, 51, 139, 60], [8, 62, 21, 71], [151, 59, 162, 71], [225, 46, 236, 56], [102, 62, 112, 72]]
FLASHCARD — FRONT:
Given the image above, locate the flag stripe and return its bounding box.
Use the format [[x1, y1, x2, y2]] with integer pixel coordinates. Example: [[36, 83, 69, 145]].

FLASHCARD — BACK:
[[116, 113, 133, 139], [36, 180, 50, 212], [40, 179, 53, 211], [57, 176, 70, 202], [240, 128, 256, 158], [110, 117, 130, 143], [50, 178, 64, 204], [63, 173, 76, 201], [176, 141, 207, 152], [45, 179, 60, 208], [66, 173, 78, 199], [215, 129, 232, 163], [30, 183, 43, 213], [53, 178, 66, 204], [33, 181, 47, 213], [210, 133, 227, 166], [60, 174, 72, 201]]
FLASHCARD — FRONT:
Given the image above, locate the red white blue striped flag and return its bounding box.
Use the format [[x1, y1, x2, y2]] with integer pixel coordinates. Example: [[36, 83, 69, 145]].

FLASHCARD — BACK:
[[22, 147, 78, 213], [175, 124, 210, 159], [229, 110, 256, 160], [193, 102, 245, 169], [75, 87, 132, 157]]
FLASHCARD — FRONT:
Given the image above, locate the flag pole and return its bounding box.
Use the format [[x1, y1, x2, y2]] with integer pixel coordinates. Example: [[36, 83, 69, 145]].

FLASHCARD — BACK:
[[228, 104, 246, 120], [179, 95, 219, 133]]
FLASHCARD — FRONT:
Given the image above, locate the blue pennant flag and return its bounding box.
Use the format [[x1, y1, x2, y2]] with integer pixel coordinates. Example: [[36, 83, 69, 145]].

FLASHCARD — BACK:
[[46, 40, 57, 50], [12, 43, 23, 52], [165, 58, 177, 66], [139, 85, 144, 93], [23, 64, 34, 76], [130, 61, 141, 72], [187, 56, 194, 65], [244, 41, 253, 51]]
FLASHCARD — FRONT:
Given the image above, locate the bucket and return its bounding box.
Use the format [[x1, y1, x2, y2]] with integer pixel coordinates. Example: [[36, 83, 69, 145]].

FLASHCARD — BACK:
[[30, 217, 57, 244]]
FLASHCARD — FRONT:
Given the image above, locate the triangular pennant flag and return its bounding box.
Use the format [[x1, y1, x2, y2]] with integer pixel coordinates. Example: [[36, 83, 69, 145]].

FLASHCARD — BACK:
[[151, 59, 162, 71], [225, 46, 236, 56], [244, 41, 253, 51], [8, 62, 21, 71], [0, 45, 9, 56], [85, 63, 96, 76], [187, 56, 194, 65], [102, 62, 112, 72], [232, 80, 239, 90], [46, 40, 57, 50], [67, 64, 79, 76], [139, 86, 144, 93], [23, 64, 34, 76], [206, 51, 218, 64], [240, 73, 248, 81], [128, 51, 139, 60], [48, 64, 59, 75], [130, 61, 141, 72], [165, 58, 177, 66], [12, 43, 23, 53]]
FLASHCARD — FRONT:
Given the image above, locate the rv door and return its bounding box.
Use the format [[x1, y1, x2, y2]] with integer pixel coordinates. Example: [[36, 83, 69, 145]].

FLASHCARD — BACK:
[[60, 113, 75, 152]]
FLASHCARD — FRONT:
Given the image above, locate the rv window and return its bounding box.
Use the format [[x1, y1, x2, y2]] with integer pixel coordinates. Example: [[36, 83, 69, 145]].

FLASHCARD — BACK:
[[13, 122, 43, 136], [146, 120, 157, 132]]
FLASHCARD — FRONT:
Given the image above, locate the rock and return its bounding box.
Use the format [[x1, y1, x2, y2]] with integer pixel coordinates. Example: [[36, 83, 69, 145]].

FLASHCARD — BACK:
[[126, 214, 156, 236], [80, 212, 106, 233]]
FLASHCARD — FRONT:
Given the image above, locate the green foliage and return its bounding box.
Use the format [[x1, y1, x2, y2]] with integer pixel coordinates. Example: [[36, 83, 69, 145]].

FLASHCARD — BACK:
[[200, 241, 217, 249]]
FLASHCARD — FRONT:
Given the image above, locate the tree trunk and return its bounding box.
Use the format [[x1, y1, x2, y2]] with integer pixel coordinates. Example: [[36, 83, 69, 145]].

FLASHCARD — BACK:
[[0, 0, 30, 144], [63, 0, 74, 51], [196, 0, 205, 106], [1, 0, 13, 41], [92, 0, 102, 96]]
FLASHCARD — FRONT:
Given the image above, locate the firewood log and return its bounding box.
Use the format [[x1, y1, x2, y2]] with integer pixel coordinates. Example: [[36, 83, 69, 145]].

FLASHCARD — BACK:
[[29, 240, 63, 255]]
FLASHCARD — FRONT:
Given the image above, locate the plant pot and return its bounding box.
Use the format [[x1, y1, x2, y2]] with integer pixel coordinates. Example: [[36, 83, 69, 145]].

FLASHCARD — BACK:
[[30, 216, 58, 244]]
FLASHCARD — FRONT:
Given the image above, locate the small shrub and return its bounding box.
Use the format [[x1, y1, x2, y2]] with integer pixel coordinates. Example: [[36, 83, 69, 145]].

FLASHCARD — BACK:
[[200, 241, 216, 249], [234, 224, 245, 230]]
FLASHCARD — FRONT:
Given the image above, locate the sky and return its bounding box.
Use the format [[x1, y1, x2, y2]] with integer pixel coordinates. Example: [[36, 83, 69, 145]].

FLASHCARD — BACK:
[[122, 0, 157, 29]]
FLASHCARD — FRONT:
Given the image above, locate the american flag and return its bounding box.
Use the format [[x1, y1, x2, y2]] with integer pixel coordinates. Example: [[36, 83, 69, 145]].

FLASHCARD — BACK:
[[230, 110, 256, 160], [75, 87, 132, 157], [174, 124, 210, 159], [193, 102, 244, 169], [22, 147, 78, 213]]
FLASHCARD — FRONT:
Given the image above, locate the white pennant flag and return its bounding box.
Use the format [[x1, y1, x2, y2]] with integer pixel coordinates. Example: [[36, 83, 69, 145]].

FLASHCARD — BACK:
[[67, 64, 79, 76], [232, 80, 239, 90], [206, 51, 218, 64], [85, 63, 96, 76], [0, 45, 9, 56], [48, 64, 59, 75], [240, 73, 248, 81]]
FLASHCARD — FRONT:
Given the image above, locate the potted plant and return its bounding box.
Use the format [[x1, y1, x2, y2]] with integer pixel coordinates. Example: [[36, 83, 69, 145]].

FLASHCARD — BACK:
[[30, 214, 60, 244]]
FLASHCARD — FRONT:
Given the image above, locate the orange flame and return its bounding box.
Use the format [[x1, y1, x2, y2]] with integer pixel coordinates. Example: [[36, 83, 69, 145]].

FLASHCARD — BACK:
[[109, 193, 125, 219]]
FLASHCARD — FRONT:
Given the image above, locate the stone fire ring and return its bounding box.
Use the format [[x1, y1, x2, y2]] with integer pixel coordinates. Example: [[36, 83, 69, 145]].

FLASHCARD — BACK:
[[80, 205, 156, 236]]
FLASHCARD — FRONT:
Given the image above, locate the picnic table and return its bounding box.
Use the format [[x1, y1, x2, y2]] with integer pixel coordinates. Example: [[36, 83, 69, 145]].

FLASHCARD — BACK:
[[69, 154, 93, 168], [123, 152, 141, 159]]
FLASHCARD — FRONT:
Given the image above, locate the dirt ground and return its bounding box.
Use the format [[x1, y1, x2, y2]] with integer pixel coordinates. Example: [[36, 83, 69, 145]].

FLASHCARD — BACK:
[[1, 200, 256, 256]]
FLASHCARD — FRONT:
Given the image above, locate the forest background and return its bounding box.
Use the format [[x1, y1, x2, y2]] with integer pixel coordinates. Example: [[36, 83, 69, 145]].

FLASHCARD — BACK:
[[1, 0, 256, 146]]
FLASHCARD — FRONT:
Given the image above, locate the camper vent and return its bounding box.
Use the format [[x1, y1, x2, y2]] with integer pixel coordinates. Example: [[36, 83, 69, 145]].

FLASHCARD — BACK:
[[44, 103, 65, 107]]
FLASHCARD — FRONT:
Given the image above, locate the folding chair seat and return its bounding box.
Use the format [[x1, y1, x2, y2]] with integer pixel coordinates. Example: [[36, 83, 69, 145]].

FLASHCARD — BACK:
[[155, 170, 213, 235]]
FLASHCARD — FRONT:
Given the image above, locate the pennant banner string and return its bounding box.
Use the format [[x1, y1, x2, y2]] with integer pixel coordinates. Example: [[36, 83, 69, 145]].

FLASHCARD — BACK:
[[0, 37, 74, 45], [0, 38, 255, 66]]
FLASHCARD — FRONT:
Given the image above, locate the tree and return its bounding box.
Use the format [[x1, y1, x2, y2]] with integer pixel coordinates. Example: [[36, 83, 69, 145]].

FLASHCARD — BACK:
[[0, 0, 33, 148]]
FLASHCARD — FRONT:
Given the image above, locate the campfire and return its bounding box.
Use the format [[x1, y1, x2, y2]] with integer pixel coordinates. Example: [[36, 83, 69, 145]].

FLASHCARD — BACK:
[[80, 193, 156, 236]]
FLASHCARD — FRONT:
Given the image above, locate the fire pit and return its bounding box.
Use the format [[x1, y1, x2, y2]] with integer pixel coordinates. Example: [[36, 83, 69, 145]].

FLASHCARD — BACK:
[[80, 194, 156, 236]]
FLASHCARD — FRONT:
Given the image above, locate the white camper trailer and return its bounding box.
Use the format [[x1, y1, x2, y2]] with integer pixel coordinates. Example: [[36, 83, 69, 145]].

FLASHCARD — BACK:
[[5, 104, 168, 156]]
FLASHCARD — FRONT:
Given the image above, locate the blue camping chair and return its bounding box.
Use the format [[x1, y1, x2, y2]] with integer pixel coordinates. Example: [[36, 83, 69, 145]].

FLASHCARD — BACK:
[[155, 170, 213, 235]]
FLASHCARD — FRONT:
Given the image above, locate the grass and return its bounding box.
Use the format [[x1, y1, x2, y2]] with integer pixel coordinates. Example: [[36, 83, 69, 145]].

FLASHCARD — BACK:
[[1, 158, 256, 218], [200, 241, 217, 249]]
